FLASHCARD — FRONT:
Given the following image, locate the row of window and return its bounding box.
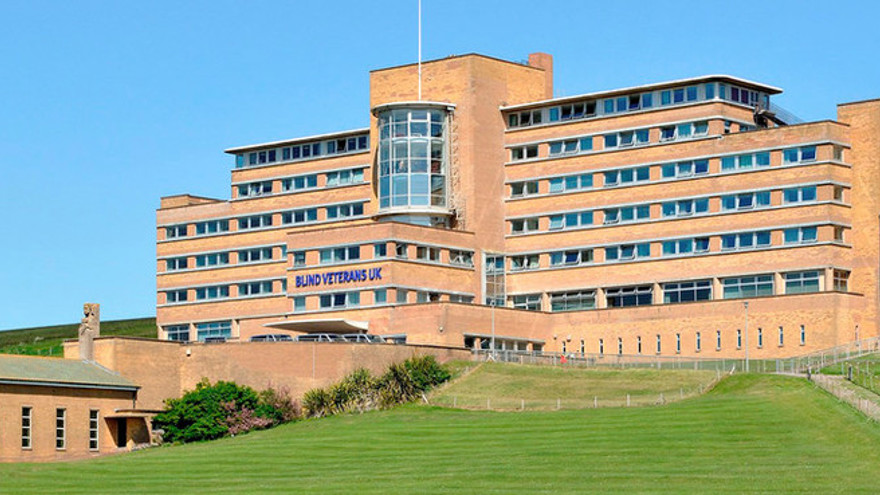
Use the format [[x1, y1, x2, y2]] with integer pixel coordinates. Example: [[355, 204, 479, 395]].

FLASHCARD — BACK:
[[17, 407, 99, 452], [512, 270, 848, 313], [164, 246, 284, 272], [234, 134, 369, 169], [164, 202, 366, 239], [308, 242, 474, 268], [508, 145, 827, 200], [236, 168, 366, 198], [165, 321, 232, 342], [506, 81, 769, 129], [164, 280, 286, 304], [564, 325, 806, 357], [510, 119, 709, 162], [292, 288, 475, 313], [509, 185, 832, 235]]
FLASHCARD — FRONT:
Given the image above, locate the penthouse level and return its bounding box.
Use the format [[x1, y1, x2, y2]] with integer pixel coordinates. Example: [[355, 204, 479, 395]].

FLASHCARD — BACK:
[[156, 51, 880, 360]]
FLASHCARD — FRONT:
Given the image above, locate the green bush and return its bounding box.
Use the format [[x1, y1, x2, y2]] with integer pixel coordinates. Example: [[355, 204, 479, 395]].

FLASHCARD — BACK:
[[303, 356, 451, 418], [153, 379, 300, 443]]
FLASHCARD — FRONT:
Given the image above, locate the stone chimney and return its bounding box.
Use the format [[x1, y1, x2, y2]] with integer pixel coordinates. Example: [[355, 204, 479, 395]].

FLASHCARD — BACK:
[[78, 303, 100, 361], [528, 52, 554, 99]]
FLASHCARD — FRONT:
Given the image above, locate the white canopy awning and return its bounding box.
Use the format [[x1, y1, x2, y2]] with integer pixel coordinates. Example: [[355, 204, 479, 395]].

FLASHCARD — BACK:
[[262, 319, 369, 334]]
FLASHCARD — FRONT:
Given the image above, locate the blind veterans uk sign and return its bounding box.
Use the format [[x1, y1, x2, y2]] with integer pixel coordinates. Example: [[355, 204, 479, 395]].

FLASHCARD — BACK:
[[295, 268, 383, 288]]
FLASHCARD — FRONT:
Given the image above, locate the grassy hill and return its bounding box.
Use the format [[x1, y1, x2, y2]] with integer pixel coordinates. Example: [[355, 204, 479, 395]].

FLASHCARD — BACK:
[[0, 317, 156, 357], [1, 373, 879, 493], [433, 362, 718, 409]]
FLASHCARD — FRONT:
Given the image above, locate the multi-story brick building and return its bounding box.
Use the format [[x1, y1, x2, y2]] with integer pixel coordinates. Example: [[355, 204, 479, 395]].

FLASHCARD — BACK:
[[156, 52, 880, 359]]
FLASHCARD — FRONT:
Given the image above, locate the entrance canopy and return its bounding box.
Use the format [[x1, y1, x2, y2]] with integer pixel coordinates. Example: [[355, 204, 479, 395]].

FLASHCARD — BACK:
[[263, 319, 369, 334]]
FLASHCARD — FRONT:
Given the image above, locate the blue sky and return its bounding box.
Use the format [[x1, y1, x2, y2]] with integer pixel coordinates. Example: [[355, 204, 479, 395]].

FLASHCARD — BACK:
[[1, 0, 878, 330]]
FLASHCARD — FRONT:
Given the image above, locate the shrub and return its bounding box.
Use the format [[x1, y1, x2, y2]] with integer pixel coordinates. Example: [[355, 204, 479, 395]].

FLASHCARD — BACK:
[[153, 379, 300, 444], [302, 387, 332, 418]]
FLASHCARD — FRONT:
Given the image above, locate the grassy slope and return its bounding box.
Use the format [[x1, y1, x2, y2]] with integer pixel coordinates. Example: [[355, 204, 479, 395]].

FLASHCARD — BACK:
[[2, 374, 879, 494], [0, 318, 156, 357], [432, 362, 718, 409]]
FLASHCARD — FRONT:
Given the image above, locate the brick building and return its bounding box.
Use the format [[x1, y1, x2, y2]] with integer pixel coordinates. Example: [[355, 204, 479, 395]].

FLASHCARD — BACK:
[[156, 52, 880, 359]]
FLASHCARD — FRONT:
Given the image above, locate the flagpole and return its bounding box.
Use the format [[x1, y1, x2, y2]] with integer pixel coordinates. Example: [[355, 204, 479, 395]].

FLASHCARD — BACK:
[[418, 0, 422, 101]]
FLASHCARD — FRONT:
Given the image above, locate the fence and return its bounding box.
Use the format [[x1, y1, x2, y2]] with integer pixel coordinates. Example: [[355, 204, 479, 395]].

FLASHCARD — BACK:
[[810, 374, 880, 422], [471, 336, 880, 375]]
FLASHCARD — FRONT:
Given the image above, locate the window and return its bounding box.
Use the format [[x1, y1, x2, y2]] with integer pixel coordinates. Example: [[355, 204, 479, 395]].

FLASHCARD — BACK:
[[783, 227, 818, 245], [785, 271, 820, 294], [661, 160, 709, 178], [320, 245, 360, 264], [415, 246, 441, 262], [604, 129, 649, 149], [783, 186, 817, 204], [722, 275, 774, 299], [281, 208, 318, 225], [716, 331, 722, 351], [720, 231, 771, 251], [549, 174, 593, 193], [416, 291, 441, 303], [319, 291, 361, 309], [237, 181, 273, 198], [659, 121, 708, 142], [293, 296, 306, 313], [196, 321, 232, 341], [238, 281, 274, 296], [510, 255, 540, 271], [165, 324, 190, 342], [662, 199, 709, 218], [675, 333, 681, 354], [511, 181, 539, 197], [56, 408, 66, 450], [281, 174, 318, 192], [238, 248, 272, 263], [833, 186, 844, 202], [293, 251, 306, 267], [374, 243, 387, 258], [663, 280, 712, 303], [549, 249, 593, 267], [606, 285, 653, 307], [508, 109, 543, 128], [550, 290, 596, 312], [396, 289, 409, 303], [636, 336, 642, 355], [696, 332, 701, 352], [374, 289, 387, 305], [89, 410, 99, 451], [448, 294, 474, 304], [834, 226, 845, 242], [599, 338, 604, 356], [21, 407, 32, 449], [783, 146, 817, 164], [511, 218, 539, 234], [395, 243, 408, 259], [603, 205, 649, 225], [548, 137, 593, 156], [720, 152, 771, 171], [800, 325, 806, 346], [833, 269, 850, 292], [165, 290, 188, 303], [778, 326, 784, 346], [656, 334, 661, 354], [603, 167, 650, 187], [617, 337, 623, 355], [326, 169, 365, 187], [235, 135, 368, 169], [326, 203, 364, 219], [511, 145, 538, 161], [238, 215, 272, 230], [737, 329, 742, 349], [720, 192, 771, 211], [195, 252, 230, 267], [833, 145, 844, 161], [512, 294, 542, 311], [605, 243, 651, 262], [195, 220, 229, 236], [449, 250, 474, 267], [549, 210, 593, 230], [195, 285, 229, 300], [166, 257, 188, 271], [547, 100, 596, 122], [166, 224, 188, 239]]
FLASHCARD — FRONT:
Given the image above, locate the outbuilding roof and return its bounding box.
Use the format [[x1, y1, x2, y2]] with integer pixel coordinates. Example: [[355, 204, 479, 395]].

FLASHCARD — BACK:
[[0, 354, 138, 391]]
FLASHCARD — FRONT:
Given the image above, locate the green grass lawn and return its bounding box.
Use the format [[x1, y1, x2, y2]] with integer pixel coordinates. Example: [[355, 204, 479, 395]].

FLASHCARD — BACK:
[[432, 362, 718, 409], [2, 374, 879, 494], [0, 317, 156, 357], [820, 352, 880, 396]]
